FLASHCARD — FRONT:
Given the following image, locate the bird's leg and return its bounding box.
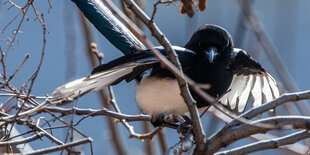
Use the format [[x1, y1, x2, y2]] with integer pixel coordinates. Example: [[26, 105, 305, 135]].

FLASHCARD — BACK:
[[181, 115, 191, 124], [151, 114, 193, 135], [175, 115, 192, 134], [151, 114, 165, 127], [151, 114, 182, 128]]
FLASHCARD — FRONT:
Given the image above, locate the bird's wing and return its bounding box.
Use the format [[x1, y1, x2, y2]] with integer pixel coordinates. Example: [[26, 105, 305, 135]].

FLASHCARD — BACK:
[[219, 48, 280, 114], [51, 46, 194, 102], [72, 0, 145, 54], [51, 57, 157, 102]]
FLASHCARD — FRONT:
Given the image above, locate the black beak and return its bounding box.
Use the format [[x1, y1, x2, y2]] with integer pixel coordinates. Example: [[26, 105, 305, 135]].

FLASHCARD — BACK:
[[205, 47, 218, 63]]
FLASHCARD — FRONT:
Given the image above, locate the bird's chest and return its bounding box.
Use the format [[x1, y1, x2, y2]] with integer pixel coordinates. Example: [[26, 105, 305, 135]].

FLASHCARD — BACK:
[[189, 62, 233, 98], [136, 77, 188, 116]]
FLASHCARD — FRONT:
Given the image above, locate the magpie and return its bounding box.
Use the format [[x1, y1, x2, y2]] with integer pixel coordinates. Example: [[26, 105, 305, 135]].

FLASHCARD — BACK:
[[51, 24, 279, 124]]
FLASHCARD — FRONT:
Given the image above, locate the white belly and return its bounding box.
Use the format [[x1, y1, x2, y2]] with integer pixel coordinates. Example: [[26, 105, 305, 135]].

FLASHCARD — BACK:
[[136, 77, 188, 116]]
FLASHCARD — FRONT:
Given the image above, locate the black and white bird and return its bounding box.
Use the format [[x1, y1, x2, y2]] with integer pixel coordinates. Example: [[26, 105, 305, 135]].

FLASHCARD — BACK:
[[52, 24, 279, 124]]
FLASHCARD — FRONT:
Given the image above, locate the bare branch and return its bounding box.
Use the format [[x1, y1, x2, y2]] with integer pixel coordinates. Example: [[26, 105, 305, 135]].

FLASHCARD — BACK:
[[166, 133, 195, 155], [0, 132, 44, 147], [216, 130, 310, 155], [206, 116, 310, 154], [0, 100, 49, 121], [234, 90, 310, 126], [150, 0, 177, 22], [44, 106, 151, 122], [0, 54, 29, 88], [24, 138, 93, 155], [205, 107, 309, 154], [22, 14, 47, 95]]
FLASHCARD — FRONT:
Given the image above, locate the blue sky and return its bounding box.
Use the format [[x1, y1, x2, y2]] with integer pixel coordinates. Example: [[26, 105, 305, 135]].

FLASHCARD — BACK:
[[1, 0, 310, 154]]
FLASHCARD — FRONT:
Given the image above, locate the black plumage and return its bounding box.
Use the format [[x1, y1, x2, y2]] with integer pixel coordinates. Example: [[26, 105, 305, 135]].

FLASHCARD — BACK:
[[52, 24, 279, 121]]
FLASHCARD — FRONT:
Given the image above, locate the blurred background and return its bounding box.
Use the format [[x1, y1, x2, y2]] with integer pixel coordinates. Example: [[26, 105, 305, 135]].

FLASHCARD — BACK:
[[1, 0, 310, 154]]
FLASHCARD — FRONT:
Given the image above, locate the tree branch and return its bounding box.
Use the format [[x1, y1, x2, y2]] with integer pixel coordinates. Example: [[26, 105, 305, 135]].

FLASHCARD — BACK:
[[206, 116, 310, 154], [166, 133, 195, 155], [24, 138, 93, 155], [216, 130, 310, 155], [44, 107, 151, 122], [233, 90, 310, 126], [0, 132, 44, 147]]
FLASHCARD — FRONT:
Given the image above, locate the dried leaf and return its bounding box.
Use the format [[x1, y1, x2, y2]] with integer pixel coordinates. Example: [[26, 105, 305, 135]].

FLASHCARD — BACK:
[[198, 0, 207, 11], [179, 0, 194, 17]]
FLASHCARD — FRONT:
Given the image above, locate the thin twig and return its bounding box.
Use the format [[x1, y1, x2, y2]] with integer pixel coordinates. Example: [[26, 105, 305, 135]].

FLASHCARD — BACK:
[[24, 138, 93, 155], [0, 132, 44, 147], [107, 86, 163, 140], [23, 14, 47, 95], [150, 0, 177, 22], [0, 54, 29, 88], [4, 0, 32, 58]]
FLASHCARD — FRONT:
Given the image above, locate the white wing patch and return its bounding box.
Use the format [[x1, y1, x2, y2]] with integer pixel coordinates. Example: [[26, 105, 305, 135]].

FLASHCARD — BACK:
[[251, 75, 262, 108], [238, 75, 254, 112], [219, 73, 280, 114]]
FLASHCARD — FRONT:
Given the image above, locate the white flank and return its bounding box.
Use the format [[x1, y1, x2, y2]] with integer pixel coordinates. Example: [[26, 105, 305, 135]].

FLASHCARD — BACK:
[[136, 77, 188, 115]]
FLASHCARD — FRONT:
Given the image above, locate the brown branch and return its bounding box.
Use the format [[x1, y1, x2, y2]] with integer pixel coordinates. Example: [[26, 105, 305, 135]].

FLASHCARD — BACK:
[[150, 0, 177, 22], [0, 6, 22, 34], [142, 121, 155, 155], [206, 116, 310, 154], [0, 100, 49, 121], [6, 0, 22, 9], [107, 86, 163, 140], [0, 111, 64, 146], [204, 107, 308, 154], [25, 138, 93, 155], [204, 90, 310, 153], [0, 54, 29, 88], [166, 133, 195, 154], [22, 14, 47, 95], [250, 133, 309, 154], [216, 130, 310, 155], [44, 106, 151, 122], [233, 90, 310, 126], [0, 132, 44, 147], [157, 131, 168, 153], [4, 0, 32, 57]]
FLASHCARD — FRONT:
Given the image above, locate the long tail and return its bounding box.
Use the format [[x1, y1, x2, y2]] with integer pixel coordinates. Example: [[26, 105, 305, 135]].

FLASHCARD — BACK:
[[72, 0, 145, 54], [51, 46, 192, 102], [51, 62, 153, 102]]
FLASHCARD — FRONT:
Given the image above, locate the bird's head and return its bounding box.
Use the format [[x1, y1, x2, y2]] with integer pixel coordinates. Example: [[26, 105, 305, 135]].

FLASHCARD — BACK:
[[184, 24, 234, 64]]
